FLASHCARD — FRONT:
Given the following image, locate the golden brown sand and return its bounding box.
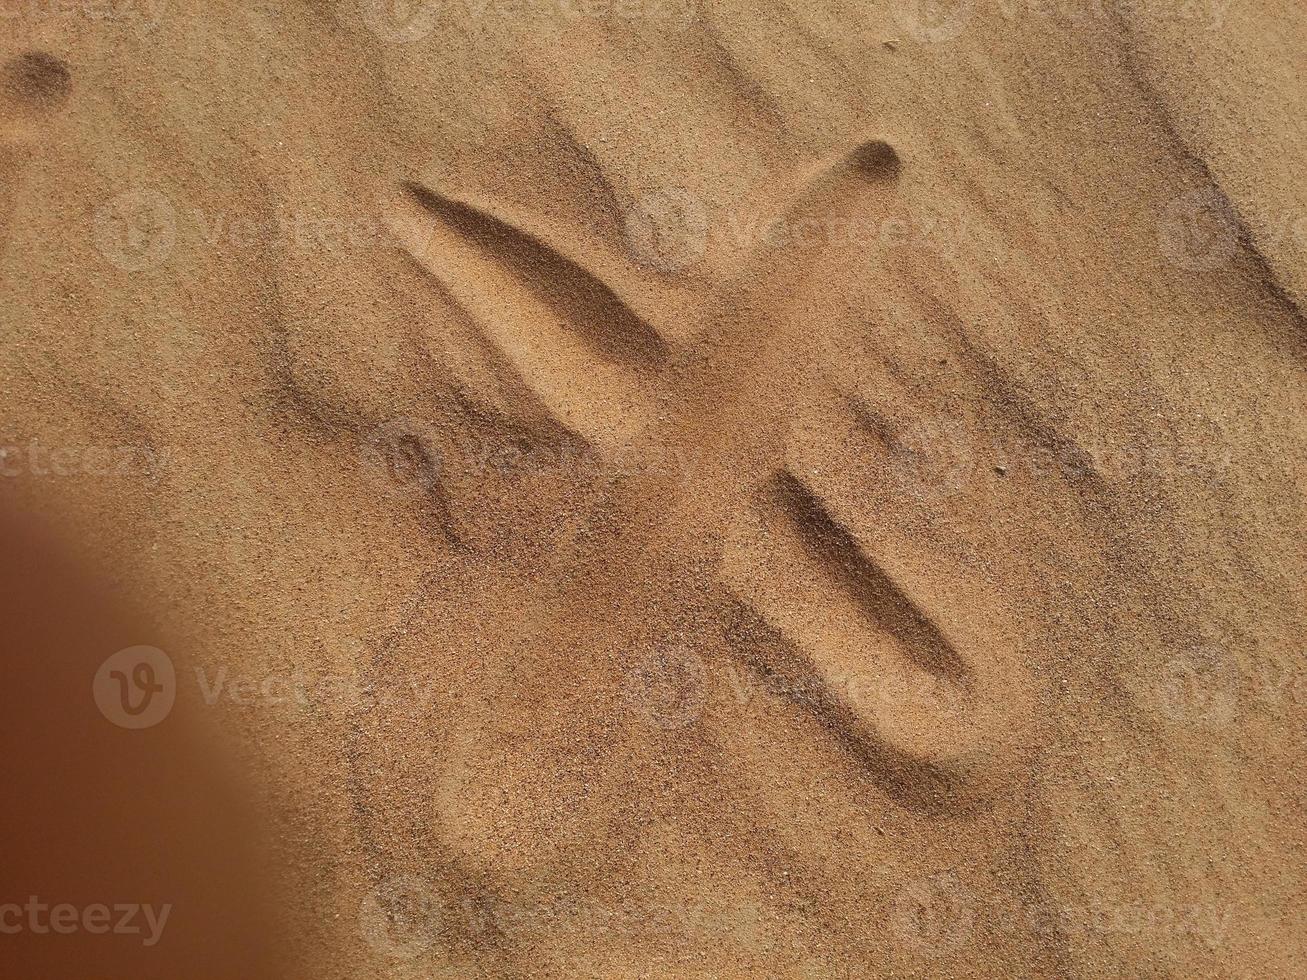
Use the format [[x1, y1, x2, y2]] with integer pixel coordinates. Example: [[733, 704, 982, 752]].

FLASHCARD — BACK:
[[3, 1, 1306, 977]]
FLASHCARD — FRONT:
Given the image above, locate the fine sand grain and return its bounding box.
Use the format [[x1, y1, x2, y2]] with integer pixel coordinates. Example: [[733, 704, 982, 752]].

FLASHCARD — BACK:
[[3, 1, 1306, 977]]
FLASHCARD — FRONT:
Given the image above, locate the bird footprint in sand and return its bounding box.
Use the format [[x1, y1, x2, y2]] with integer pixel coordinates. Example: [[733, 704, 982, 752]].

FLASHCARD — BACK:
[[377, 135, 1035, 809]]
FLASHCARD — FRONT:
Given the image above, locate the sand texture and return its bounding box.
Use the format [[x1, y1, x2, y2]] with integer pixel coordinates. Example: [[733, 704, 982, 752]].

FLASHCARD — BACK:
[[3, 1, 1306, 977]]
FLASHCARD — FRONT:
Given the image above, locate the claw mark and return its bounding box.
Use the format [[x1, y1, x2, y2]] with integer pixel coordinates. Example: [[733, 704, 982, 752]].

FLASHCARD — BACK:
[[721, 466, 1031, 811], [770, 469, 970, 683], [384, 183, 669, 451], [400, 182, 670, 367], [757, 137, 903, 258]]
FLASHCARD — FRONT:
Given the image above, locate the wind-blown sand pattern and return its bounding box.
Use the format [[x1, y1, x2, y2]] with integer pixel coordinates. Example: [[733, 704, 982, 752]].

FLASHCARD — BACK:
[[3, 1, 1307, 977]]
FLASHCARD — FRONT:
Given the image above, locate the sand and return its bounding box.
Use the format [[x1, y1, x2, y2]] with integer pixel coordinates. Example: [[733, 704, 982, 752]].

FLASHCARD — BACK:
[[3, 1, 1306, 977]]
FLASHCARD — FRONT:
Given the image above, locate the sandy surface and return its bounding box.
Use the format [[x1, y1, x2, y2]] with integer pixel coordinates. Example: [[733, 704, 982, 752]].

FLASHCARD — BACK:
[[3, 1, 1307, 977]]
